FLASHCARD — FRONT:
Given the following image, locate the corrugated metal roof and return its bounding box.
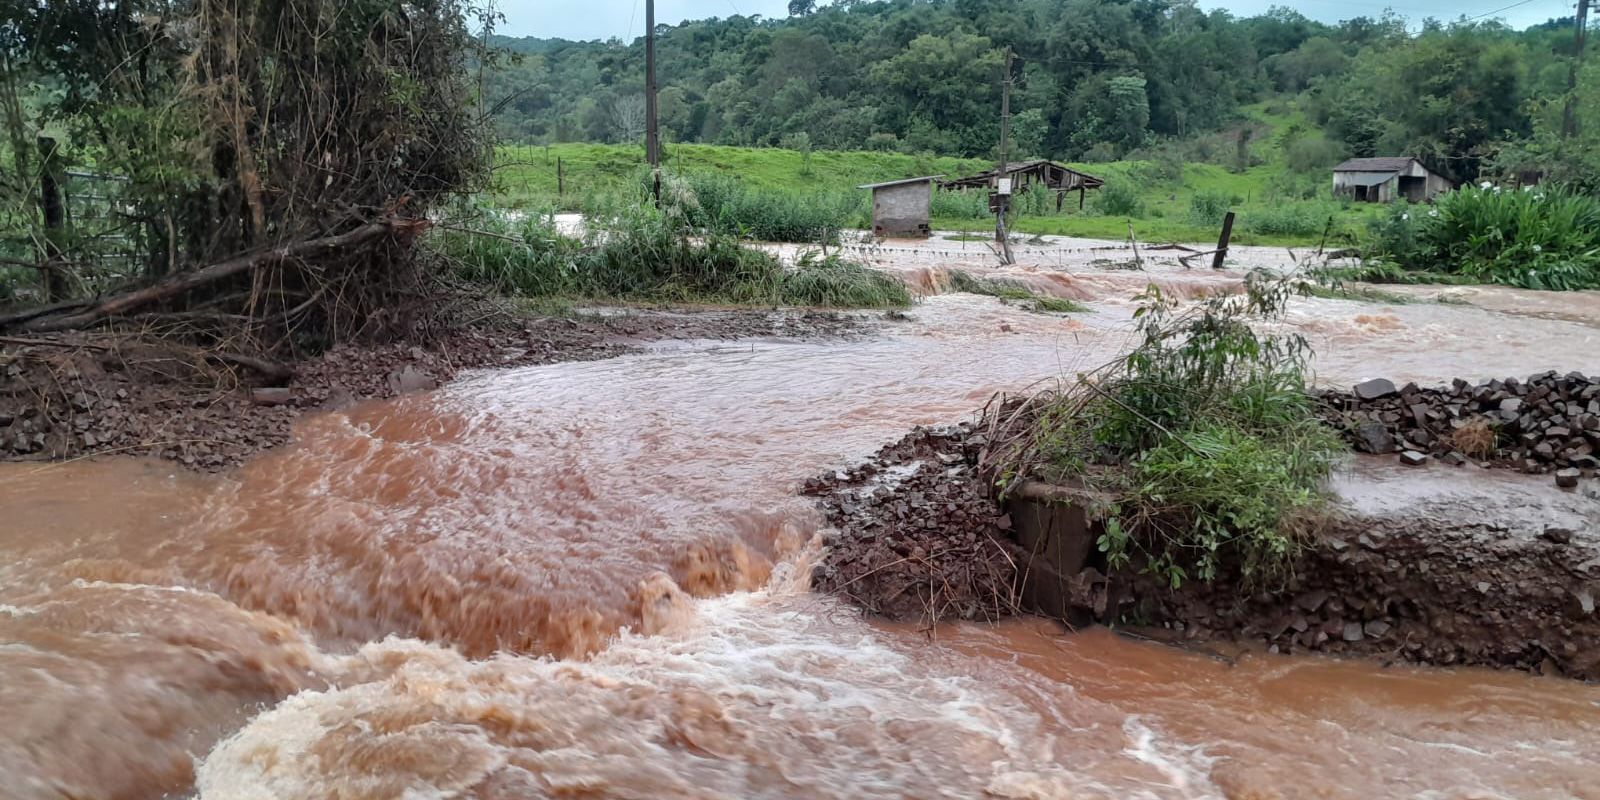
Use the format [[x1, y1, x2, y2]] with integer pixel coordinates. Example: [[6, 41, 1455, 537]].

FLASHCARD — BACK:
[[1334, 156, 1418, 172], [856, 175, 942, 190], [1345, 171, 1397, 187]]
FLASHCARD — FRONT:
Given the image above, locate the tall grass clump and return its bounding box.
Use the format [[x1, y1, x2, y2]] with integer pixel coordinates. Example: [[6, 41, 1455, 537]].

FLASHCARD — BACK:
[[783, 250, 913, 307], [981, 273, 1342, 588], [1366, 185, 1600, 290], [679, 172, 862, 243], [930, 189, 991, 220]]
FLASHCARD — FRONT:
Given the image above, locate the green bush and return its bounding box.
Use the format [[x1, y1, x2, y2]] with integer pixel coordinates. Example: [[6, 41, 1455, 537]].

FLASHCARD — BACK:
[[984, 273, 1342, 587], [1366, 185, 1600, 290], [1186, 189, 1239, 226], [1091, 181, 1145, 217]]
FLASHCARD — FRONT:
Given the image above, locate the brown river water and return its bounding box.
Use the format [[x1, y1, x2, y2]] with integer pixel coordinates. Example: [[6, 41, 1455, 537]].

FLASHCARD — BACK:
[[3, 271, 1600, 799]]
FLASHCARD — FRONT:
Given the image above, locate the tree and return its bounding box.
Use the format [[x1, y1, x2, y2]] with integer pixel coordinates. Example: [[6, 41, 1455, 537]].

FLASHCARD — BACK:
[[788, 0, 817, 15], [1008, 108, 1049, 159], [608, 94, 647, 143], [1107, 75, 1151, 152]]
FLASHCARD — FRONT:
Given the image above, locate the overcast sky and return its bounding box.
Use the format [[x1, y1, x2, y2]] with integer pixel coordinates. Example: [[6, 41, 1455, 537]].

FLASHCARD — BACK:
[[501, 0, 1571, 41]]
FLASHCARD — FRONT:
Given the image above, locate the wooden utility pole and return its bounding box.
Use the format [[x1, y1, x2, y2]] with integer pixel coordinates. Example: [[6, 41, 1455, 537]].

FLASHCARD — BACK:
[[645, 0, 660, 167], [993, 47, 1014, 265], [1563, 0, 1590, 138]]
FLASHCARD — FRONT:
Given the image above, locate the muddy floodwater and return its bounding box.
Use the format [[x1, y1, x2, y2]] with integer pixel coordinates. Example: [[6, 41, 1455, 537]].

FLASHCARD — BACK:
[[3, 248, 1600, 798]]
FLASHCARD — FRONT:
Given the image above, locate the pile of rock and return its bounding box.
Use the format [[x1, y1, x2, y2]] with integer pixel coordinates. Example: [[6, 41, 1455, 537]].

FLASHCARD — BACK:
[[1317, 371, 1599, 484], [801, 424, 1020, 622]]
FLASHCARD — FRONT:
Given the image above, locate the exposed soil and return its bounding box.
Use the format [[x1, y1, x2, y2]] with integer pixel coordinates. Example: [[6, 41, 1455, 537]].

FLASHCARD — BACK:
[[0, 306, 876, 471], [801, 424, 1019, 622], [807, 422, 1600, 680]]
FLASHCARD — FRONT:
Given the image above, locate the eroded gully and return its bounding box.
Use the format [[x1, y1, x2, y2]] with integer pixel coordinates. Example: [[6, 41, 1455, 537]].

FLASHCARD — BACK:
[[2, 280, 1599, 799]]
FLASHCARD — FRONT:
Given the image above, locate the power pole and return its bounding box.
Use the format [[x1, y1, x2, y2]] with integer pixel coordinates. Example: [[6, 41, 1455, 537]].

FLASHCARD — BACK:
[[645, 0, 660, 167], [1564, 0, 1590, 138], [993, 47, 1014, 265]]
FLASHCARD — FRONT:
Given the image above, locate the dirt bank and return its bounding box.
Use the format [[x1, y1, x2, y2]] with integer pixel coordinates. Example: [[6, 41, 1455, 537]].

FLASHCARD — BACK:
[[0, 307, 875, 471], [808, 423, 1600, 679]]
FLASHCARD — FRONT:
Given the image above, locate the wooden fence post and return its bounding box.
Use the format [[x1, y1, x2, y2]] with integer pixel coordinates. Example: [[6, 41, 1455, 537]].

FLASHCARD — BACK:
[[557, 157, 564, 197], [1211, 211, 1235, 270]]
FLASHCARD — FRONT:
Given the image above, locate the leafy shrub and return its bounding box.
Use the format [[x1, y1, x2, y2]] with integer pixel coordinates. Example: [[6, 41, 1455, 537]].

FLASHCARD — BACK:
[[1284, 135, 1346, 174], [1366, 185, 1600, 290], [1186, 189, 1239, 226], [1091, 181, 1145, 217], [983, 273, 1342, 587]]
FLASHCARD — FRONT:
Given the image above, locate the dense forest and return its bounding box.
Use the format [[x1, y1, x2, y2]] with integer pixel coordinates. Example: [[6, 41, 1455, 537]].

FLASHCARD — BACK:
[[484, 0, 1594, 183]]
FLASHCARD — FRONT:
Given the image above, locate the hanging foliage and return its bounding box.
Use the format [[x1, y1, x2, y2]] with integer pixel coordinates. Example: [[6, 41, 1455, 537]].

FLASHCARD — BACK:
[[0, 0, 491, 352]]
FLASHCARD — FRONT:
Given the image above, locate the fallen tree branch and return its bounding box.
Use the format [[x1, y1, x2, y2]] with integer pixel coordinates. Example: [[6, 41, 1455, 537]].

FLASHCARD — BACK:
[[1177, 249, 1222, 269], [0, 334, 110, 352], [15, 221, 402, 334], [207, 351, 294, 384], [0, 299, 93, 328]]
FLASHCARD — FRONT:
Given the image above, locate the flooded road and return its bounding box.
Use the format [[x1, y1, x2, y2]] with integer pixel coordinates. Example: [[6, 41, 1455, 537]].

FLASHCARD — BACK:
[[3, 274, 1600, 798]]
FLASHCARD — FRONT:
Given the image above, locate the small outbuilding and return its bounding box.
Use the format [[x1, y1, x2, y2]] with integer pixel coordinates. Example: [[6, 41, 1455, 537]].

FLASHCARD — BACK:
[[857, 175, 941, 238], [1332, 157, 1454, 203]]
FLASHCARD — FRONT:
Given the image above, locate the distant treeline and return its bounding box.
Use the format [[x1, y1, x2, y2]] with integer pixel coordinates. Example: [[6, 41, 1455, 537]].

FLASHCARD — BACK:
[[484, 0, 1595, 184]]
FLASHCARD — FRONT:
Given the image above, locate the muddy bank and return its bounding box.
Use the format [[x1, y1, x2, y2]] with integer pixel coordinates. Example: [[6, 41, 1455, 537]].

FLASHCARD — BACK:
[[0, 307, 873, 471], [808, 423, 1600, 679]]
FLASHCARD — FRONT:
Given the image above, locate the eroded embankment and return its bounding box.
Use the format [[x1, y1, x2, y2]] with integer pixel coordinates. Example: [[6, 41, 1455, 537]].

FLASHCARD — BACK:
[[0, 308, 871, 470], [807, 421, 1600, 679]]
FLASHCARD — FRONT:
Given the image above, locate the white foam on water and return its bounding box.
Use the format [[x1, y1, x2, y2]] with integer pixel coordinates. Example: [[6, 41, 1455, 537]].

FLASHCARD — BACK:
[[197, 565, 1218, 800]]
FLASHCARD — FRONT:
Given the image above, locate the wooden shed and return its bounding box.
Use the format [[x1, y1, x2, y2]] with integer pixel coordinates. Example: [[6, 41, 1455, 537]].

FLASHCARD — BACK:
[[1332, 157, 1454, 203], [941, 160, 1105, 210], [857, 175, 940, 238]]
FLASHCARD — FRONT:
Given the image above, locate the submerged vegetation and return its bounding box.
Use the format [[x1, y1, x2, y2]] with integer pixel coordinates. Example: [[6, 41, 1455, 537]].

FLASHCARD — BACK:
[[983, 273, 1343, 587], [947, 271, 1089, 314]]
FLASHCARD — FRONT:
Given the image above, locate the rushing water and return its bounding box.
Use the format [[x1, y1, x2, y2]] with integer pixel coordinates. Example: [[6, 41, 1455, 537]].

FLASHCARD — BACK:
[[3, 280, 1600, 799]]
